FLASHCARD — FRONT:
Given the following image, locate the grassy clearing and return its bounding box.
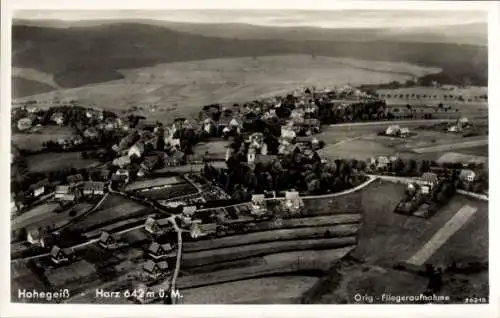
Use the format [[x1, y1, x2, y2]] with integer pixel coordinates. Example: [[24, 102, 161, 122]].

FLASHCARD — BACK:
[[68, 200, 149, 232], [25, 151, 101, 173], [45, 260, 97, 287], [302, 193, 362, 216], [184, 224, 360, 252], [175, 247, 354, 290], [181, 276, 319, 304], [125, 176, 184, 191], [182, 236, 356, 267], [457, 145, 488, 156], [12, 126, 76, 152]]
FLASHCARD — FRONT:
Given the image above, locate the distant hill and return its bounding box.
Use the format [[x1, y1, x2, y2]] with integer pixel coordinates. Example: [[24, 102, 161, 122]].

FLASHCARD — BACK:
[[12, 21, 487, 96], [14, 19, 487, 46]]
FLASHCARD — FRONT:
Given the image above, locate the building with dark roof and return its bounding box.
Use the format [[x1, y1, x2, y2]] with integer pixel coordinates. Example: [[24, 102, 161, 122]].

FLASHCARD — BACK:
[[50, 246, 73, 265], [148, 241, 175, 260], [83, 181, 106, 196]]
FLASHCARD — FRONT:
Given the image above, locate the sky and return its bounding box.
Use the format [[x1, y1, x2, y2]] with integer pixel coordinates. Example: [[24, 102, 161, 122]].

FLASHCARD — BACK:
[[14, 9, 487, 29]]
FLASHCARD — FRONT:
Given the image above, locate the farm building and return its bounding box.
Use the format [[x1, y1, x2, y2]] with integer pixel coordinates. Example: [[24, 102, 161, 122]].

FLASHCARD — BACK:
[[128, 141, 145, 159], [281, 125, 297, 140], [400, 128, 411, 138], [189, 221, 215, 239], [28, 179, 50, 198], [143, 260, 170, 279], [55, 185, 70, 199], [82, 181, 106, 196], [50, 246, 73, 265], [385, 125, 401, 136], [251, 194, 267, 216], [98, 231, 119, 249], [113, 155, 131, 168], [448, 125, 460, 133], [144, 217, 173, 235], [420, 172, 439, 194], [83, 127, 99, 139], [17, 117, 33, 131], [67, 174, 84, 186], [113, 169, 130, 184], [182, 206, 197, 218], [26, 228, 47, 247], [284, 191, 304, 212], [148, 241, 175, 260], [459, 169, 476, 183], [51, 112, 65, 125], [141, 155, 160, 172], [377, 156, 390, 170]]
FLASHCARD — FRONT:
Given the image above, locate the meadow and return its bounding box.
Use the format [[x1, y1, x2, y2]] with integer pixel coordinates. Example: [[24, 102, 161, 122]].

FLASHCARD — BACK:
[[14, 55, 439, 122]]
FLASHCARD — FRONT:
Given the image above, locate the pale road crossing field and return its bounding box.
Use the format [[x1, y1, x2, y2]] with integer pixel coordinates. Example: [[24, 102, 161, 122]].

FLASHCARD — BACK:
[[406, 205, 478, 267]]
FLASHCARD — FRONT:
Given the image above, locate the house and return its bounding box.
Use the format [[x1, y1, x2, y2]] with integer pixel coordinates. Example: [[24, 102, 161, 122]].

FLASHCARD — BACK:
[[400, 128, 411, 138], [248, 133, 264, 149], [112, 169, 130, 184], [148, 241, 175, 260], [83, 181, 105, 196], [281, 125, 297, 140], [144, 217, 173, 235], [113, 155, 131, 168], [83, 127, 99, 139], [141, 156, 160, 172], [17, 117, 33, 131], [386, 125, 401, 136], [50, 246, 73, 265], [55, 185, 70, 199], [182, 206, 197, 218], [377, 156, 390, 170], [128, 141, 145, 159], [284, 191, 303, 212], [448, 125, 460, 133], [26, 105, 38, 113], [29, 179, 50, 198], [302, 119, 321, 134], [143, 260, 169, 279], [98, 231, 119, 249], [251, 194, 267, 216], [247, 146, 256, 164], [27, 228, 47, 247], [459, 169, 476, 183], [67, 174, 84, 186], [229, 117, 243, 133], [51, 112, 65, 125], [70, 135, 84, 145], [420, 172, 439, 194]]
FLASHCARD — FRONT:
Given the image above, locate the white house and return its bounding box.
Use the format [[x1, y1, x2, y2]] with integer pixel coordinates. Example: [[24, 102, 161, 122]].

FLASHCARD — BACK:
[[386, 125, 401, 136], [251, 194, 267, 216], [51, 112, 65, 125], [128, 142, 145, 159], [284, 191, 303, 212], [17, 117, 33, 131], [459, 169, 476, 183]]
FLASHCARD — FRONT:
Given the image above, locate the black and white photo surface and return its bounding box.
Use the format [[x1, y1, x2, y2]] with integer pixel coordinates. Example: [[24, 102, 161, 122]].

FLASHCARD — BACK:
[[7, 3, 493, 308]]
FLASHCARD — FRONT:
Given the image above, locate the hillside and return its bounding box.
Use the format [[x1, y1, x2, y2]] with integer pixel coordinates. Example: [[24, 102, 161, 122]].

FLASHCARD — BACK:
[[12, 22, 488, 98], [13, 19, 487, 46]]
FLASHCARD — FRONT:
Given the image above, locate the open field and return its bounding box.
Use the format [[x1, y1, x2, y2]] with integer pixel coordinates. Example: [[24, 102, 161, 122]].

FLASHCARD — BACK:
[[184, 224, 359, 252], [406, 205, 478, 267], [45, 259, 97, 287], [436, 152, 488, 165], [174, 247, 354, 290], [181, 276, 319, 304], [12, 126, 76, 152], [192, 141, 231, 159], [14, 55, 438, 122], [456, 145, 488, 156], [352, 181, 488, 267], [25, 151, 101, 173], [412, 139, 488, 154], [182, 236, 356, 267], [313, 260, 429, 304], [132, 183, 198, 200], [125, 176, 184, 191], [67, 200, 149, 232]]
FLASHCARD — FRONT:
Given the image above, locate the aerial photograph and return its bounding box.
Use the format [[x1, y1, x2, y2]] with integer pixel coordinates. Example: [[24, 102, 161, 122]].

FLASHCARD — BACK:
[[10, 8, 488, 305]]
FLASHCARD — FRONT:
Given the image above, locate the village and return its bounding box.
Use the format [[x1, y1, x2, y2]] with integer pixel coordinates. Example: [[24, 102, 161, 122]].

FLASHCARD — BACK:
[[10, 82, 489, 304]]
